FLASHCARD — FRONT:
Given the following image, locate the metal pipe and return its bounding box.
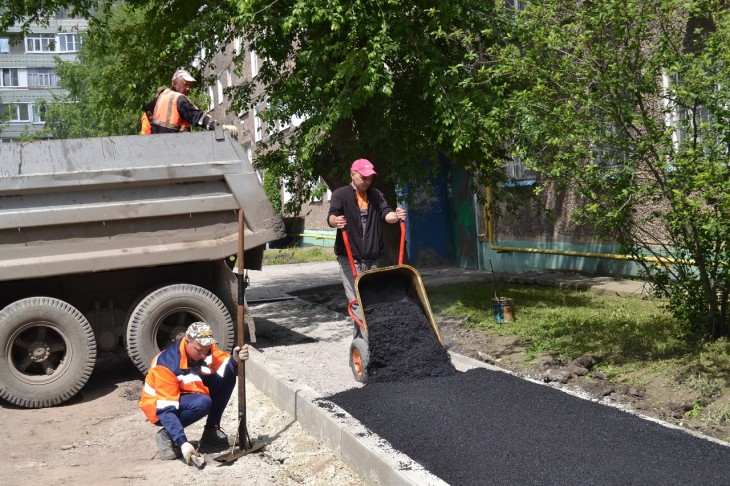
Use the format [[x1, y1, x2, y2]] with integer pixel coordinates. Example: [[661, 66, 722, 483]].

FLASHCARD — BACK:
[[479, 187, 684, 265]]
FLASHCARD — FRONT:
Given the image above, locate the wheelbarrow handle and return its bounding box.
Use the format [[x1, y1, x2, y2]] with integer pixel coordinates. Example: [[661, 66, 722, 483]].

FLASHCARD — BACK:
[[398, 220, 405, 266], [341, 228, 359, 279], [348, 298, 366, 331]]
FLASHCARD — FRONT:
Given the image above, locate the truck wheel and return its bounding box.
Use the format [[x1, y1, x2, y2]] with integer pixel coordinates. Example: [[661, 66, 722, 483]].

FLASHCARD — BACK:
[[349, 337, 369, 383], [126, 284, 234, 375], [0, 297, 97, 408]]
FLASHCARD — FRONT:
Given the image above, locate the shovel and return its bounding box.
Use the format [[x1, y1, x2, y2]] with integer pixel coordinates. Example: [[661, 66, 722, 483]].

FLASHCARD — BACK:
[[214, 209, 265, 463]]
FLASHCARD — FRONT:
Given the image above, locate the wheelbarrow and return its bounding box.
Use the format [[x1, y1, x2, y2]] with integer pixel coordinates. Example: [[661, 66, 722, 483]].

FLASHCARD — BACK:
[[342, 221, 445, 383]]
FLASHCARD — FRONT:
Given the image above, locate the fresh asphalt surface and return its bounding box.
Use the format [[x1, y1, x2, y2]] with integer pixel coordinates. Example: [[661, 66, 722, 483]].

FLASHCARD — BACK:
[[328, 367, 730, 485], [249, 262, 730, 485]]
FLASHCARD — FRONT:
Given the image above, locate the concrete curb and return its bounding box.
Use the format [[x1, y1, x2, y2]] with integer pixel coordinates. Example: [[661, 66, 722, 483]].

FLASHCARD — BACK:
[[246, 347, 449, 486]]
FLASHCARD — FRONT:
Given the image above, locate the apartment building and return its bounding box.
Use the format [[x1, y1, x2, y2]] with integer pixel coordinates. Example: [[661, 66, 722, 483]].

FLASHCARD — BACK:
[[0, 10, 87, 142]]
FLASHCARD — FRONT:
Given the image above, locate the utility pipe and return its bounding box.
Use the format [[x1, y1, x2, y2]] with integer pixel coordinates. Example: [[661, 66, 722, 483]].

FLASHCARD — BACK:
[[480, 187, 684, 265]]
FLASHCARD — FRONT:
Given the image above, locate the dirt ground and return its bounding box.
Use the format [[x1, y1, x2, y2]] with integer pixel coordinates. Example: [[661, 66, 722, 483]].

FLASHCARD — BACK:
[[0, 353, 363, 486]]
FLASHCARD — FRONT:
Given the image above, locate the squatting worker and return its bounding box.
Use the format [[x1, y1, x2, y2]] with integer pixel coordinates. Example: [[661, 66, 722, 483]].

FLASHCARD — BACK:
[[139, 322, 249, 466], [327, 159, 407, 319], [150, 69, 217, 133]]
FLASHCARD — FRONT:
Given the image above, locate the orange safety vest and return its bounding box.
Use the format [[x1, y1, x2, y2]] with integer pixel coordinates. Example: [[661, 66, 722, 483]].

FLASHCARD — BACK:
[[139, 112, 152, 135], [151, 88, 192, 132], [139, 338, 232, 424]]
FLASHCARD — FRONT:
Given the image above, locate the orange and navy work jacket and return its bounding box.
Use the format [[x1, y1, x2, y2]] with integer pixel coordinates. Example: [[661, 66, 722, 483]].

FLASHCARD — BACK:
[[151, 88, 192, 132], [139, 337, 233, 444]]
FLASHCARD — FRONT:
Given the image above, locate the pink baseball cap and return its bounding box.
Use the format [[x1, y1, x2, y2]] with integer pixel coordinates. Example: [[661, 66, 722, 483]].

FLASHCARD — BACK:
[[350, 159, 377, 177]]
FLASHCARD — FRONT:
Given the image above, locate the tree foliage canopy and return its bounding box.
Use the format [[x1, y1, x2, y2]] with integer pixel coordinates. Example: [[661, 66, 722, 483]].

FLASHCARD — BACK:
[[486, 0, 729, 337], [3, 0, 728, 336]]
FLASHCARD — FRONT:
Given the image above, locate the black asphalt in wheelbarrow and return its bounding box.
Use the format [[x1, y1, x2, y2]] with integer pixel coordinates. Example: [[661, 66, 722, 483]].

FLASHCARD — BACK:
[[327, 367, 730, 485], [342, 221, 449, 383]]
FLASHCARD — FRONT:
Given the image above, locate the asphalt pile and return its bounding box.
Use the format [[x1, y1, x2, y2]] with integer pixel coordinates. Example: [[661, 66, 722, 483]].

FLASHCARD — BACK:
[[364, 301, 455, 383], [328, 367, 730, 485]]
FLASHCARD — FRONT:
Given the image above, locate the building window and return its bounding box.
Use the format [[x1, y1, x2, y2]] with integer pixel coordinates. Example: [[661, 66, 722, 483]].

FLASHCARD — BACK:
[[591, 123, 628, 171], [1, 103, 31, 122], [226, 68, 232, 88], [32, 103, 45, 123], [251, 51, 259, 78], [1, 68, 20, 87], [216, 76, 223, 105], [505, 0, 526, 10], [57, 33, 81, 52], [28, 68, 60, 87], [207, 86, 214, 111], [25, 34, 55, 52], [663, 72, 713, 148], [504, 155, 536, 182], [253, 104, 263, 142], [0, 38, 9, 54]]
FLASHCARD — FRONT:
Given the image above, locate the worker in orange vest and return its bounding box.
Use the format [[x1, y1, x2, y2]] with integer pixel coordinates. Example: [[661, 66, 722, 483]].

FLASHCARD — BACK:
[[150, 69, 216, 134], [139, 87, 166, 135]]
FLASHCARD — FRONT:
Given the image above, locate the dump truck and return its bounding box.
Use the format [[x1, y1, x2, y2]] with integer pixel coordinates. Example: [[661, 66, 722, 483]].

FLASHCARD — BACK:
[[0, 129, 285, 408]]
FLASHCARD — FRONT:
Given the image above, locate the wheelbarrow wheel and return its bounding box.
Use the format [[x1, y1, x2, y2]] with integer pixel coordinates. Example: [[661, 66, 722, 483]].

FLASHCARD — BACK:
[[349, 337, 369, 383]]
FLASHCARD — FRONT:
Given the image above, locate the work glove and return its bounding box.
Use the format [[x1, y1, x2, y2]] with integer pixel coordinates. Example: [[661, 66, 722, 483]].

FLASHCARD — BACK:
[[221, 124, 239, 138], [204, 118, 217, 131], [233, 344, 249, 363], [181, 442, 205, 468]]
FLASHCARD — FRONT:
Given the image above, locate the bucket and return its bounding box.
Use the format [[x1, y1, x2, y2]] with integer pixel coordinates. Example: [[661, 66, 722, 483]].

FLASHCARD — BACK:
[[491, 297, 515, 324]]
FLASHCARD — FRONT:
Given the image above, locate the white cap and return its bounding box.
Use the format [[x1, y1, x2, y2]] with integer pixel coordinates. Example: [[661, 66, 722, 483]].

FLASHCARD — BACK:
[[172, 69, 196, 83]]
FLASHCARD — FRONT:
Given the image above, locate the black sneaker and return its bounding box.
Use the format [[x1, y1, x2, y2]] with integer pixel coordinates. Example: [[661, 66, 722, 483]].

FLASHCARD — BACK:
[[200, 425, 231, 449], [155, 428, 182, 460]]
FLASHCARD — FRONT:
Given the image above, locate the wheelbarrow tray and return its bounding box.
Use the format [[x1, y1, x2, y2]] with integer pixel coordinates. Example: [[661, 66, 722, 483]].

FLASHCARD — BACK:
[[353, 263, 444, 346]]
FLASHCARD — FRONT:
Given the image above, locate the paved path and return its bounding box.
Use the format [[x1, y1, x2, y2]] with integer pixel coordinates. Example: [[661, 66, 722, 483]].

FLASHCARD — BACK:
[[243, 262, 728, 485]]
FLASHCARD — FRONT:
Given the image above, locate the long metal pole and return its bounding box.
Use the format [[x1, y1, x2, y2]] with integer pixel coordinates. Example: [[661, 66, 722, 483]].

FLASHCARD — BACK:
[[236, 209, 251, 450]]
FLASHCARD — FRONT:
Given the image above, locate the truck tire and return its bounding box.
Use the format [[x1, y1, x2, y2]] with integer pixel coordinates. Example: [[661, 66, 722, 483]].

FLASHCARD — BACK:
[[349, 337, 370, 383], [0, 297, 97, 408], [126, 284, 234, 375]]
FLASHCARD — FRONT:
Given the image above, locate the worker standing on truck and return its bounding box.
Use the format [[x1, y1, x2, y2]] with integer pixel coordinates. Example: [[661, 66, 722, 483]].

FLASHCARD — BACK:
[[139, 322, 249, 466], [327, 159, 407, 318], [150, 69, 216, 133]]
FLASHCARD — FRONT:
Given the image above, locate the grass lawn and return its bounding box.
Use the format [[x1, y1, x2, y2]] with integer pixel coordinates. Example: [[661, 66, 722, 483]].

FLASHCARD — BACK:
[[428, 282, 730, 440]]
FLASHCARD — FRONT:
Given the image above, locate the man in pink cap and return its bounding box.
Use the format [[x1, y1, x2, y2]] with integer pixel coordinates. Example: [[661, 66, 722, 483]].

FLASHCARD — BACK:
[[327, 159, 407, 318]]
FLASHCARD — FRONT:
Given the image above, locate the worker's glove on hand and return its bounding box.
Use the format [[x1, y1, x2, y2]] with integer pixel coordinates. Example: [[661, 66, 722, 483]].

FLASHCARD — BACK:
[[233, 344, 249, 363], [205, 119, 217, 131], [221, 124, 239, 138], [181, 442, 205, 468]]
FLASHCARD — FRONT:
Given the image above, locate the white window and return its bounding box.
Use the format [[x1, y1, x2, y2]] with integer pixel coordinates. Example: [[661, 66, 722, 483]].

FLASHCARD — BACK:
[[216, 76, 224, 105], [234, 37, 242, 55], [207, 86, 215, 111], [25, 34, 55, 52], [1, 103, 31, 122], [32, 104, 45, 123], [505, 0, 526, 10], [504, 155, 536, 181], [251, 51, 259, 78], [57, 33, 80, 52], [1, 68, 20, 87], [663, 72, 713, 148], [226, 68, 232, 88], [0, 38, 9, 54], [253, 104, 263, 141], [28, 68, 59, 87]]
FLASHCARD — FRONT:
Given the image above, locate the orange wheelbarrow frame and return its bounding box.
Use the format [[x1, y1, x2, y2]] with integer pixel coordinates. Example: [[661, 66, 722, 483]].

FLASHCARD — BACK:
[[342, 221, 445, 382]]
